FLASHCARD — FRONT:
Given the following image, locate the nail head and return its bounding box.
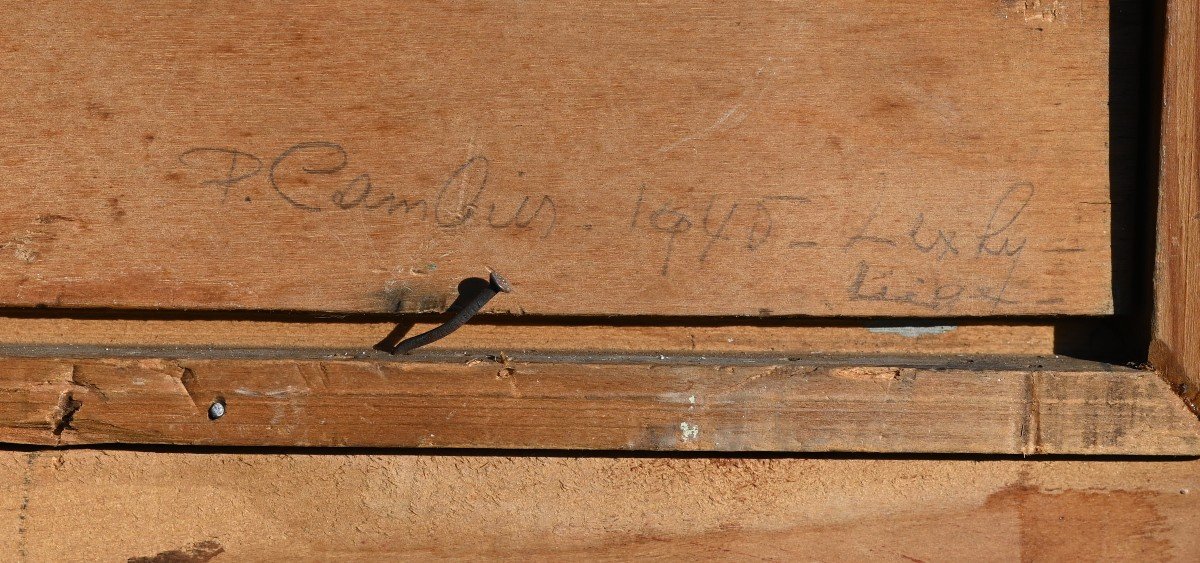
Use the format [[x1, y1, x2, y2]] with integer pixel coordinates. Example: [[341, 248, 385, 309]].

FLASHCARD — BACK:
[[208, 399, 226, 420], [489, 271, 513, 293]]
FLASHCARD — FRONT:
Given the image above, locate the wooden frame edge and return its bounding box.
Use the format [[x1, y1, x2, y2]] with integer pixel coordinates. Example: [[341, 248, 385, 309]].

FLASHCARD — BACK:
[[0, 3, 1192, 455], [1152, 0, 1200, 414]]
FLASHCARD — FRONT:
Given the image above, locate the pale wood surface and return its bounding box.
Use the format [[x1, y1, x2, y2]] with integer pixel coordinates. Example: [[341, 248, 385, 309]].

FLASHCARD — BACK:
[[0, 0, 1113, 316], [1, 450, 1199, 561], [1153, 0, 1200, 415], [0, 315, 1060, 355], [0, 353, 1193, 455]]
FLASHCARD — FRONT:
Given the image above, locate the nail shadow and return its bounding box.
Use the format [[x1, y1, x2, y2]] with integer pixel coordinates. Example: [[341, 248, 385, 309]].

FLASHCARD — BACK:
[[373, 277, 491, 353]]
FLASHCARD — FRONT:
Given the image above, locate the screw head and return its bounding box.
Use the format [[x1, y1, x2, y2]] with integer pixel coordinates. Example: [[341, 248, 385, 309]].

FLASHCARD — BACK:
[[208, 399, 226, 420]]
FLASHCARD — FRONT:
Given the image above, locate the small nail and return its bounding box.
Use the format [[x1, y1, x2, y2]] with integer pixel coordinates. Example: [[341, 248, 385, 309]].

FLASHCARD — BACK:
[[208, 398, 226, 420]]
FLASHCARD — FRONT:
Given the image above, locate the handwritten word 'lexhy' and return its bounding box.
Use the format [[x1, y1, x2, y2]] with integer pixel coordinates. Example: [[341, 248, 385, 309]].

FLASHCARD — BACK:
[[178, 142, 557, 238]]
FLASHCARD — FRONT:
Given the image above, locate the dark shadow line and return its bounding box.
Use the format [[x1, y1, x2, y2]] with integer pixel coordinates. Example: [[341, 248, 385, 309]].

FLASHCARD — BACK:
[[0, 306, 1134, 327], [0, 443, 1193, 462]]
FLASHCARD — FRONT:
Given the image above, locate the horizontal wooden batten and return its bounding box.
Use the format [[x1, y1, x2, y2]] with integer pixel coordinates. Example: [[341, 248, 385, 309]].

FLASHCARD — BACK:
[[0, 314, 1062, 356], [0, 351, 1194, 455], [0, 0, 1114, 316]]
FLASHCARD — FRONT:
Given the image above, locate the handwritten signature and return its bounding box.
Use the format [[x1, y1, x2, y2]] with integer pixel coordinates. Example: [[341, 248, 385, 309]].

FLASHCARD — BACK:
[[178, 142, 557, 238], [177, 145, 1044, 310]]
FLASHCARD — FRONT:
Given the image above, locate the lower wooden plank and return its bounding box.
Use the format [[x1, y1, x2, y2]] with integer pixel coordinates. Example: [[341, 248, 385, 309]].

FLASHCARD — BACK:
[[3, 451, 1200, 560], [0, 353, 1195, 454]]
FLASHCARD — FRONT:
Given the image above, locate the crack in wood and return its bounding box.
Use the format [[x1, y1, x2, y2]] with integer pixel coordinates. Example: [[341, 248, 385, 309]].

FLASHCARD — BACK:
[[1021, 371, 1044, 455]]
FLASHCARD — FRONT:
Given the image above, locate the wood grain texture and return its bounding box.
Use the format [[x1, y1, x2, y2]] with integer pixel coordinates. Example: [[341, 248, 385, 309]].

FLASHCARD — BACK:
[[0, 0, 1113, 316], [1153, 0, 1200, 414], [2, 451, 1200, 560], [0, 353, 1194, 454], [0, 315, 1060, 355]]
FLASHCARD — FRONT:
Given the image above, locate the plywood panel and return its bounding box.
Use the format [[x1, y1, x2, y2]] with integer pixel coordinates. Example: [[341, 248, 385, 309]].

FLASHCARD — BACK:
[[0, 0, 1112, 315]]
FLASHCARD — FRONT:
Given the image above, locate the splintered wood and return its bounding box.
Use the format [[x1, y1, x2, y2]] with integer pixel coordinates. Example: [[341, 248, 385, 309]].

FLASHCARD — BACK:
[[0, 1, 1112, 315]]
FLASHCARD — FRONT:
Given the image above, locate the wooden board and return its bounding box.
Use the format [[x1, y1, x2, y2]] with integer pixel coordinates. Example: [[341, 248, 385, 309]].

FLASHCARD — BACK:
[[1153, 0, 1200, 415], [3, 451, 1200, 560], [0, 0, 1113, 316], [0, 315, 1062, 355], [0, 351, 1194, 455]]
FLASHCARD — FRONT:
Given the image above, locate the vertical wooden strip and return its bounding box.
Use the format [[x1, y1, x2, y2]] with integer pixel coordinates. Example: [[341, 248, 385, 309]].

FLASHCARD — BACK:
[[1152, 0, 1200, 412]]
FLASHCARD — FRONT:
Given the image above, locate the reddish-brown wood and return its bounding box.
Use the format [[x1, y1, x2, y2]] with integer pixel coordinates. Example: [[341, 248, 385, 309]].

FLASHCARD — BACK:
[[0, 0, 1113, 316], [5, 451, 1200, 560]]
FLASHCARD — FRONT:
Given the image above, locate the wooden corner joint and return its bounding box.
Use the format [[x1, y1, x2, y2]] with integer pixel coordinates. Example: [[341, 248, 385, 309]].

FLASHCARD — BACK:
[[1149, 341, 1200, 416]]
